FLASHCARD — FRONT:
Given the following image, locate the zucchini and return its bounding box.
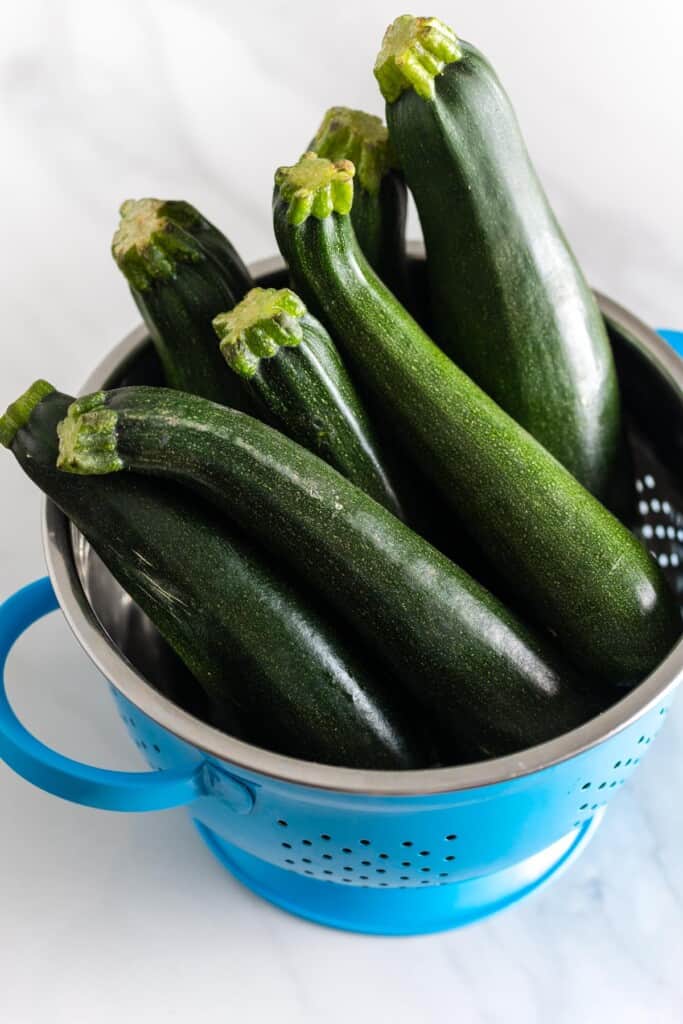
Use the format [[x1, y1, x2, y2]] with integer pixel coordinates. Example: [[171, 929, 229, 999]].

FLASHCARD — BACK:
[[311, 107, 410, 303], [58, 385, 601, 758], [1, 381, 427, 770], [213, 286, 405, 518], [375, 16, 622, 499], [271, 153, 679, 684], [113, 198, 254, 410]]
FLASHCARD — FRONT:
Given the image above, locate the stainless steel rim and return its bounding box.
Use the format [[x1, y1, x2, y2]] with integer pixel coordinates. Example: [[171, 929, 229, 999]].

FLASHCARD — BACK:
[[42, 255, 683, 796]]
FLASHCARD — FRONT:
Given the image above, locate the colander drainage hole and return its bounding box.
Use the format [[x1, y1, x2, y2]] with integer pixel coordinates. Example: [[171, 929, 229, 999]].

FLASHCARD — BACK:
[[320, 834, 331, 841], [302, 858, 312, 864], [444, 855, 456, 862], [445, 834, 457, 841], [378, 853, 389, 860], [302, 839, 312, 846], [581, 783, 591, 790], [153, 744, 160, 753], [285, 859, 294, 865], [277, 820, 288, 827], [322, 854, 333, 861], [323, 870, 333, 875], [419, 850, 430, 857], [342, 847, 352, 854], [359, 875, 368, 880], [361, 860, 371, 866], [376, 868, 386, 874], [359, 839, 371, 846], [343, 866, 353, 872], [281, 842, 292, 849], [400, 876, 409, 881], [421, 867, 431, 873], [401, 840, 413, 847], [401, 861, 411, 867]]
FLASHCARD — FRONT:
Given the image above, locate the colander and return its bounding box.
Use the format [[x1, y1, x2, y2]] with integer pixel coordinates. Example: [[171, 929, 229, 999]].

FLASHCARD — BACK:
[[1, 256, 682, 936]]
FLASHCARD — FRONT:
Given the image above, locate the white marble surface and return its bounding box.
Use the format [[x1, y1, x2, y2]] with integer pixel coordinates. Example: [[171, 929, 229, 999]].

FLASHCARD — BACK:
[[1, 2, 682, 1021]]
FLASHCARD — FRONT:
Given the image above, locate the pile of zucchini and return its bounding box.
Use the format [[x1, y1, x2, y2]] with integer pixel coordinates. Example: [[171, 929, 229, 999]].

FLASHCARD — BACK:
[[2, 15, 679, 770]]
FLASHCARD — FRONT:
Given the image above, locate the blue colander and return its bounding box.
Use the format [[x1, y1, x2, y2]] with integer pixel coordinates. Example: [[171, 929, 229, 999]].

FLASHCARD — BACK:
[[1, 260, 681, 936]]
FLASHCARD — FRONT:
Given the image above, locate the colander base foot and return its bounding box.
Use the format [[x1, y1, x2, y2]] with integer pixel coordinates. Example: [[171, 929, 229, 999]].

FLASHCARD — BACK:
[[193, 811, 604, 936]]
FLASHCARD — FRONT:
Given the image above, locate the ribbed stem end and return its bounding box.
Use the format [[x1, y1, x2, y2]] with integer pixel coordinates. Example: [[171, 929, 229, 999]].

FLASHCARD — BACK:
[[57, 394, 123, 475], [312, 108, 396, 196], [0, 380, 55, 448], [112, 198, 204, 291], [213, 287, 306, 379], [374, 15, 461, 102], [274, 152, 355, 225]]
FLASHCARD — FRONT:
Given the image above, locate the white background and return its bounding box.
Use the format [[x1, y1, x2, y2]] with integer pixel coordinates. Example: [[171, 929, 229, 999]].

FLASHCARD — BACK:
[[1, 2, 682, 1022]]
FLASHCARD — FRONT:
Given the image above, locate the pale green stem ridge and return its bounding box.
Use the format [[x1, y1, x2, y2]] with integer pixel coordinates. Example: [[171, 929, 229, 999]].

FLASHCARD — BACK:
[[213, 287, 306, 379], [374, 15, 462, 102], [312, 107, 396, 196], [274, 152, 355, 225], [0, 380, 55, 448], [57, 398, 123, 475], [112, 197, 205, 291]]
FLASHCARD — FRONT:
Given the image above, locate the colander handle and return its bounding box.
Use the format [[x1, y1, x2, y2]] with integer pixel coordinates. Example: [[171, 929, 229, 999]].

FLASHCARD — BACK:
[[0, 577, 210, 812], [658, 329, 683, 358]]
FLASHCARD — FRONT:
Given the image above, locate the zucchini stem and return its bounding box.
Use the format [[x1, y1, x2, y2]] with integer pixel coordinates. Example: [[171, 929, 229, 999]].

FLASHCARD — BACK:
[[112, 198, 204, 291], [312, 108, 396, 196], [374, 15, 462, 102], [274, 152, 354, 225], [57, 394, 123, 475], [0, 380, 55, 449], [213, 287, 306, 379]]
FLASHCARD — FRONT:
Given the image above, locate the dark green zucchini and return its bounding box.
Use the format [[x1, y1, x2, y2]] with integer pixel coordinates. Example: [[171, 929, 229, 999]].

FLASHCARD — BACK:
[[375, 16, 622, 500], [1, 381, 427, 770], [112, 198, 254, 410], [311, 107, 410, 303], [213, 285, 404, 518], [58, 385, 601, 758], [271, 153, 679, 684]]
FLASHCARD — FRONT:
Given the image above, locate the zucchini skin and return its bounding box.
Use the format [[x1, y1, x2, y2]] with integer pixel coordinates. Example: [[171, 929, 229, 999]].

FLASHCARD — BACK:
[[348, 172, 410, 303], [160, 200, 253, 301], [272, 203, 679, 684], [62, 386, 603, 758], [129, 261, 251, 409], [113, 199, 254, 412], [219, 304, 405, 519], [8, 389, 427, 770], [385, 42, 621, 499]]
